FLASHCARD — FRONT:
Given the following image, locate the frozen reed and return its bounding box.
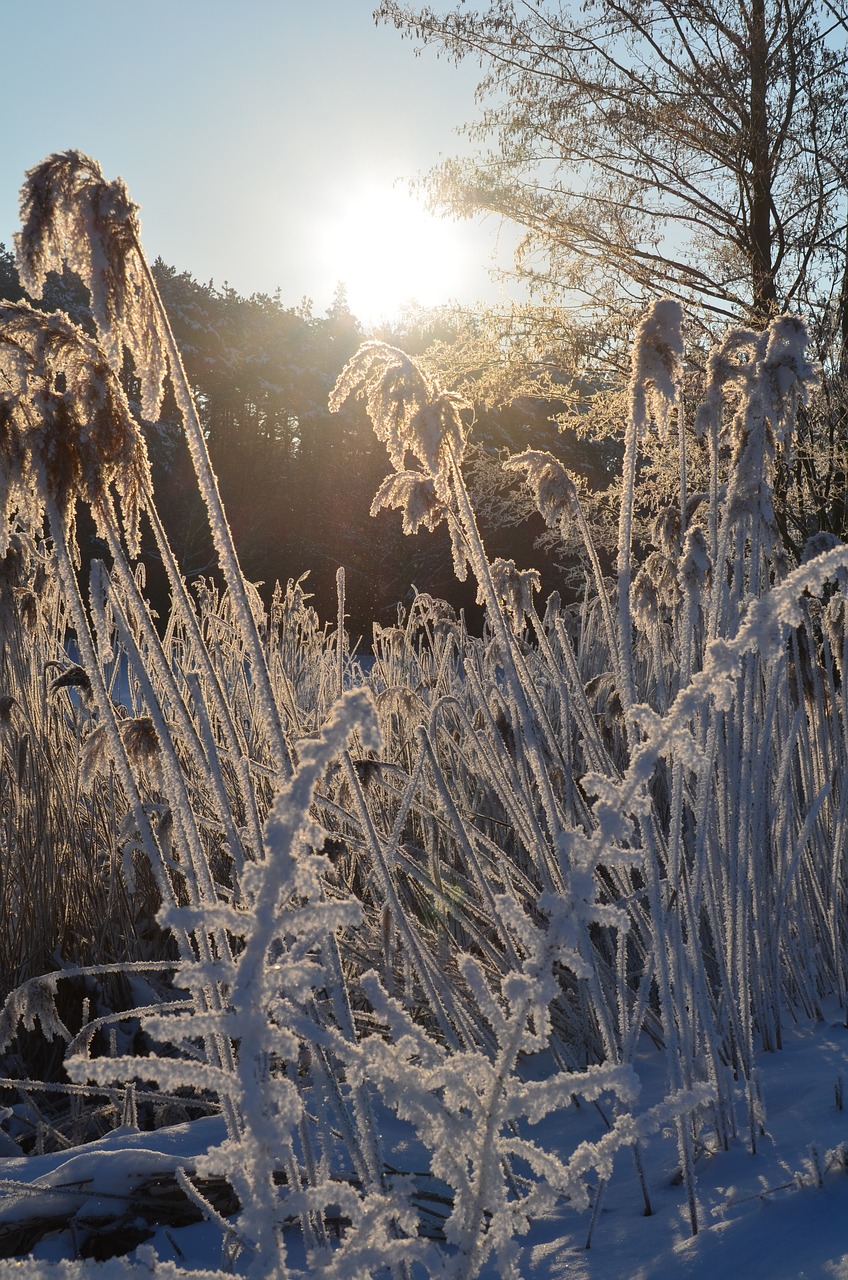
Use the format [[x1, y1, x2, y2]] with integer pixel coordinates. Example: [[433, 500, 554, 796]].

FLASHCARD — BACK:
[[0, 154, 846, 1277]]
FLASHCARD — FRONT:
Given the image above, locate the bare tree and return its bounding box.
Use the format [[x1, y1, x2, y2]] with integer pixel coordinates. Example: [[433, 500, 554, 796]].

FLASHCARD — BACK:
[[377, 0, 848, 344]]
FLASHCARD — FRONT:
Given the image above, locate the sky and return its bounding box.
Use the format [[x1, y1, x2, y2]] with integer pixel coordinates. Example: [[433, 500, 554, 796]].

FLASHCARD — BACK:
[[1, 0, 521, 325]]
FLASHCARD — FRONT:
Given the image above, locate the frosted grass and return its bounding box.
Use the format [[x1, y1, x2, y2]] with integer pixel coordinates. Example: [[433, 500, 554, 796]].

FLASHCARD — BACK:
[[0, 153, 846, 1275]]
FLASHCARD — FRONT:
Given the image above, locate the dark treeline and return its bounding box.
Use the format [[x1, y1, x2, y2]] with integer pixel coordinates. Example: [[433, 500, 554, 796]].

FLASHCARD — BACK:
[[0, 246, 606, 644]]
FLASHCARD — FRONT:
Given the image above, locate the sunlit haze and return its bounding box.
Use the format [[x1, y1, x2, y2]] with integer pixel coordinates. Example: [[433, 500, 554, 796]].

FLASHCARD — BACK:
[[0, 0, 521, 324], [316, 182, 503, 324]]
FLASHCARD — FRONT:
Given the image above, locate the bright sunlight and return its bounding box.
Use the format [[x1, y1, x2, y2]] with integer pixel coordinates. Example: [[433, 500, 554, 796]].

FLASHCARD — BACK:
[[316, 180, 480, 323]]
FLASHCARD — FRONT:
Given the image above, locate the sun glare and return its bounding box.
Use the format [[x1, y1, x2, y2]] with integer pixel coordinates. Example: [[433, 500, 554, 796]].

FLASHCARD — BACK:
[[317, 182, 475, 324]]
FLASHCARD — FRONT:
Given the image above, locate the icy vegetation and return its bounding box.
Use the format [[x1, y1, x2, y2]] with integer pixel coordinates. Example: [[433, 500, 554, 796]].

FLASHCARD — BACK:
[[1, 153, 848, 1277]]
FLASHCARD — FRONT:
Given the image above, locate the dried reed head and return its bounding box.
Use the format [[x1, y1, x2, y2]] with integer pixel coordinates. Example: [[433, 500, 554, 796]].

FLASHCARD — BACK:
[[370, 470, 443, 535], [678, 525, 711, 596], [13, 587, 39, 636], [270, 574, 317, 631], [80, 715, 161, 791], [49, 664, 93, 702], [0, 693, 16, 730], [629, 298, 683, 436], [631, 567, 661, 634], [407, 592, 459, 644], [330, 341, 468, 500], [694, 326, 760, 443], [120, 715, 161, 780], [0, 303, 151, 555], [16, 151, 167, 420], [825, 594, 848, 675], [652, 505, 682, 557], [760, 315, 819, 444], [695, 315, 816, 454], [503, 450, 580, 528], [486, 558, 541, 628]]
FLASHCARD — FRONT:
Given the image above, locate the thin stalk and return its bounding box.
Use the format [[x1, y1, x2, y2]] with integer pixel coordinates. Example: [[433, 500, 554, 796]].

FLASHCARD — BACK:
[[141, 487, 266, 850], [95, 516, 251, 880], [136, 250, 293, 780]]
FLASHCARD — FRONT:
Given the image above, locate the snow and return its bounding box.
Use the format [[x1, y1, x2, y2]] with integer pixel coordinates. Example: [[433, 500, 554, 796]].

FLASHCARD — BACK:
[[516, 1014, 848, 1279], [0, 1116, 227, 1193], [2, 1021, 847, 1277]]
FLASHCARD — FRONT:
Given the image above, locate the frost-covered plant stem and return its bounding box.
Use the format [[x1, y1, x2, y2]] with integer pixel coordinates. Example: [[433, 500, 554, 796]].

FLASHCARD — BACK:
[[14, 152, 293, 782], [46, 497, 173, 914], [570, 495, 619, 664], [48, 507, 242, 1145], [446, 449, 564, 887], [135, 253, 293, 780], [618, 300, 684, 736], [100, 582, 228, 910], [93, 517, 250, 881], [416, 724, 523, 970], [141, 489, 265, 855], [617, 406, 641, 729], [341, 747, 469, 1049], [336, 565, 346, 701]]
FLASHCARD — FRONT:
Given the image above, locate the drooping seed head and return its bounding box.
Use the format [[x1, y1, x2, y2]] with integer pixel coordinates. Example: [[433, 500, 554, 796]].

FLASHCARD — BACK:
[[631, 567, 660, 634], [486, 557, 541, 627], [641, 550, 681, 612], [760, 315, 819, 446], [120, 715, 161, 778], [629, 299, 683, 436], [678, 526, 711, 596], [16, 151, 167, 419], [694, 326, 760, 442], [504, 449, 579, 528], [0, 302, 151, 556], [652, 506, 682, 557], [825, 595, 848, 676], [369, 470, 444, 535], [330, 341, 467, 498], [0, 694, 16, 729]]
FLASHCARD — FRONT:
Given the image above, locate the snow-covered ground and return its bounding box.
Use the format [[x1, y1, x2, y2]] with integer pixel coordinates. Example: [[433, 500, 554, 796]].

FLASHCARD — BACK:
[[2, 1012, 846, 1277], [524, 1011, 848, 1280]]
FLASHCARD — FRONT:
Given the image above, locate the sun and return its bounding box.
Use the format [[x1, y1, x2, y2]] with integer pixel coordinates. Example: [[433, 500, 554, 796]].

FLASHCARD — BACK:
[[316, 180, 476, 324]]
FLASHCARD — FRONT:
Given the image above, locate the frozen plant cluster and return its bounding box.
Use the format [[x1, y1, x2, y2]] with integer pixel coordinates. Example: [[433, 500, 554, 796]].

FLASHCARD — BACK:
[[0, 154, 846, 1277]]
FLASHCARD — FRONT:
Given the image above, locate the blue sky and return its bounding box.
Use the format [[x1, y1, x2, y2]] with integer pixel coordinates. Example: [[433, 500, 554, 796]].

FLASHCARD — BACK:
[[2, 1, 519, 322]]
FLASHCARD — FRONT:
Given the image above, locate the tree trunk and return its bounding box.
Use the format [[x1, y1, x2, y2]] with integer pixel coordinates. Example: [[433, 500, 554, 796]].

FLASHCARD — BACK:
[[749, 0, 778, 326]]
